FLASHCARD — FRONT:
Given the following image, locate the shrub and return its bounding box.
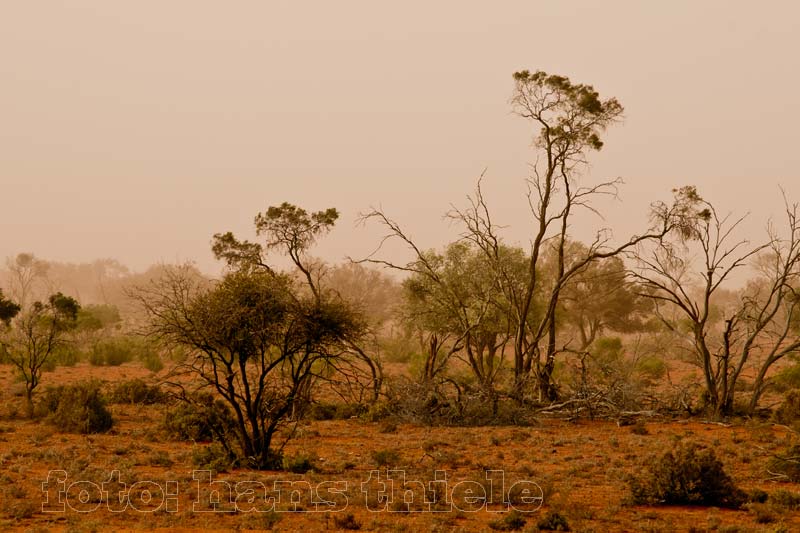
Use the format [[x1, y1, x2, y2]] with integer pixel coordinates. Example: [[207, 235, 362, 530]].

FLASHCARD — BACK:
[[37, 381, 113, 434], [110, 379, 167, 405], [773, 361, 800, 392], [536, 510, 571, 531], [635, 355, 667, 381], [162, 393, 231, 442], [749, 502, 777, 524], [191, 443, 237, 473], [140, 351, 164, 373], [488, 510, 527, 531], [333, 513, 361, 530], [371, 448, 401, 468], [767, 445, 800, 482], [770, 489, 800, 510], [43, 346, 82, 370], [283, 454, 317, 474], [307, 402, 364, 421], [90, 336, 162, 370], [629, 443, 745, 508], [773, 390, 800, 425], [90, 337, 136, 366]]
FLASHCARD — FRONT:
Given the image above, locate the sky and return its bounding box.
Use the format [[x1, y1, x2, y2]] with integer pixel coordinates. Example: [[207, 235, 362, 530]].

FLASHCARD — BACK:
[[1, 1, 799, 274]]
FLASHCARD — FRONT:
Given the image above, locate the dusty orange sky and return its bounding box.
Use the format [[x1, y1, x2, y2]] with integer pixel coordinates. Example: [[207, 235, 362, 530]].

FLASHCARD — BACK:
[[1, 1, 798, 273]]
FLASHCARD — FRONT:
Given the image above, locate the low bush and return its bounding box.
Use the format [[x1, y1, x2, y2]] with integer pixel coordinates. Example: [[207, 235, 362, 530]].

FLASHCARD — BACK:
[[306, 402, 364, 421], [488, 510, 527, 531], [37, 380, 113, 434], [767, 445, 800, 482], [333, 513, 361, 530], [629, 443, 745, 508], [770, 489, 800, 510], [536, 510, 571, 531], [371, 448, 401, 468], [773, 390, 800, 425], [110, 379, 167, 405], [162, 393, 232, 442], [283, 453, 317, 474], [191, 442, 237, 474]]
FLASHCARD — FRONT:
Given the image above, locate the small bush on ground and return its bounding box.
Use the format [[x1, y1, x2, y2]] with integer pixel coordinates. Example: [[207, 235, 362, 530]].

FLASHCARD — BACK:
[[110, 379, 167, 405], [773, 390, 800, 425], [767, 445, 800, 482], [283, 453, 317, 473], [536, 510, 571, 531], [162, 392, 232, 442], [191, 443, 237, 473], [333, 513, 361, 530], [629, 442, 745, 508], [37, 380, 113, 434], [488, 510, 527, 530]]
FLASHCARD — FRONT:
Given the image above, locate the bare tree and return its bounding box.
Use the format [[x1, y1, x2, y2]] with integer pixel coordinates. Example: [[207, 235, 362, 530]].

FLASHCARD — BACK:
[[4, 253, 50, 309], [631, 188, 800, 418]]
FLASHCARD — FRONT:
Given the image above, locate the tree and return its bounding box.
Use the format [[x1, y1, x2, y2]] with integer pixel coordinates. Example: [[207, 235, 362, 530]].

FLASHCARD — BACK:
[[136, 265, 365, 469], [213, 203, 383, 404], [4, 253, 49, 309], [555, 242, 653, 351], [631, 188, 800, 418], [397, 242, 527, 399], [0, 292, 80, 415], [0, 289, 20, 326], [364, 71, 685, 402]]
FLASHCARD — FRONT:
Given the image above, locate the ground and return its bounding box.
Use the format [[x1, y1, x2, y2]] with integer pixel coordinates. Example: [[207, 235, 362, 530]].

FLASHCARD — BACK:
[[0, 363, 799, 532]]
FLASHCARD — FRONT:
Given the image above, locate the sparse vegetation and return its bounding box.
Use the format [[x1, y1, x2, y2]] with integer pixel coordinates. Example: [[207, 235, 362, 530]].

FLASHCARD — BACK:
[[36, 380, 113, 434], [630, 443, 745, 508]]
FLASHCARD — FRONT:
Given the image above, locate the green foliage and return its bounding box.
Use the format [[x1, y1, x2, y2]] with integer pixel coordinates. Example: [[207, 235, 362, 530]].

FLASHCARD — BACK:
[[110, 378, 166, 405], [773, 390, 800, 424], [283, 454, 317, 473], [767, 445, 800, 482], [89, 335, 161, 370], [76, 304, 121, 331], [191, 443, 237, 474], [536, 511, 571, 531], [773, 362, 800, 392], [488, 510, 527, 531], [770, 489, 800, 510], [37, 380, 113, 434], [141, 262, 365, 470], [0, 289, 20, 326], [44, 345, 81, 370], [89, 336, 135, 366], [635, 355, 667, 381], [511, 69, 623, 152], [629, 443, 745, 508], [371, 448, 401, 468], [306, 402, 364, 421], [332, 513, 361, 530], [162, 393, 233, 442]]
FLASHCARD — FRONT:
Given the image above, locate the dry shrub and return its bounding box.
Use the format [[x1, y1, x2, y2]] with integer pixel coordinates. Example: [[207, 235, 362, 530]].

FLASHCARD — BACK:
[[110, 378, 167, 405], [629, 443, 745, 508], [37, 380, 113, 434]]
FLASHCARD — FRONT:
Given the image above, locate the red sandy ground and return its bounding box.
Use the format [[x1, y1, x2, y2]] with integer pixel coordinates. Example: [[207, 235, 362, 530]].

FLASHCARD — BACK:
[[0, 362, 798, 532]]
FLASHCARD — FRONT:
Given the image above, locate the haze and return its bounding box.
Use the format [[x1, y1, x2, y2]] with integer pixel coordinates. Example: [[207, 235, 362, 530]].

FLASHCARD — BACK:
[[1, 1, 799, 273]]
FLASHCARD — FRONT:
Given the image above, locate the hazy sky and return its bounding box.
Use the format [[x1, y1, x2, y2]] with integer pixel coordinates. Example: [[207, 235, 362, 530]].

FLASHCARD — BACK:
[[2, 1, 799, 273]]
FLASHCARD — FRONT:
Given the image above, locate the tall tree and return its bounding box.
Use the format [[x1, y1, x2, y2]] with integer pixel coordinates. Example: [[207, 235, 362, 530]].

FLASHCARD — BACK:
[[366, 71, 688, 402]]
